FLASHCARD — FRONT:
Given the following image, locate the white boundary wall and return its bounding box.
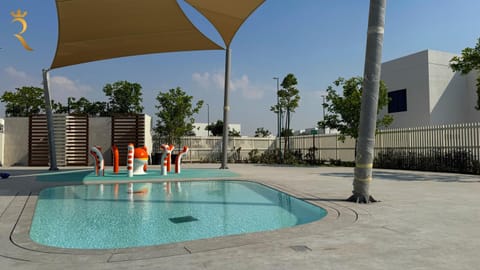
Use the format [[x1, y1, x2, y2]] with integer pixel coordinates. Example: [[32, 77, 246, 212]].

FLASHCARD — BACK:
[[2, 115, 152, 167], [2, 117, 479, 166]]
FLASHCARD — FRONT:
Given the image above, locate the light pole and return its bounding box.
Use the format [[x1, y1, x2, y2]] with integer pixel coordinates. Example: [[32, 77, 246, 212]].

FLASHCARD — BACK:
[[321, 95, 327, 134], [206, 103, 210, 136], [273, 77, 280, 137], [273, 77, 281, 161], [321, 95, 326, 120]]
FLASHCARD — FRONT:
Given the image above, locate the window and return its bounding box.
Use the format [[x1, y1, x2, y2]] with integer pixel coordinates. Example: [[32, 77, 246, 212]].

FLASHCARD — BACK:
[[388, 89, 407, 113]]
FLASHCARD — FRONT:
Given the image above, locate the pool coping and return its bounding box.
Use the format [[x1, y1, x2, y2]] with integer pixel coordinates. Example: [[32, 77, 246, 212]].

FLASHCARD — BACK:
[[35, 168, 241, 184], [2, 178, 360, 264]]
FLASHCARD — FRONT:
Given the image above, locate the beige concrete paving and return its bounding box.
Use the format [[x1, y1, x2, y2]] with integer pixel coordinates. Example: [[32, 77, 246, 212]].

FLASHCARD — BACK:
[[0, 164, 479, 269]]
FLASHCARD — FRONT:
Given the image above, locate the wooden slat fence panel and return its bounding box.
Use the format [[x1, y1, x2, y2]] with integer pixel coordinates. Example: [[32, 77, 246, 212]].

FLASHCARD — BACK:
[[53, 114, 66, 167], [65, 115, 89, 166], [112, 115, 145, 166], [29, 115, 49, 166]]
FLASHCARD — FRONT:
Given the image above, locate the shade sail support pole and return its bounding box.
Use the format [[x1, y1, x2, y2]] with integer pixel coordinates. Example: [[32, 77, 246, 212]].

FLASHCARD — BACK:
[[220, 47, 231, 169], [42, 69, 59, 171]]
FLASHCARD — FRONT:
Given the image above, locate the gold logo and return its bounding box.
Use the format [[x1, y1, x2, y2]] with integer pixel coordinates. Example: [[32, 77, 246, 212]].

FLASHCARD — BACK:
[[11, 9, 33, 51]]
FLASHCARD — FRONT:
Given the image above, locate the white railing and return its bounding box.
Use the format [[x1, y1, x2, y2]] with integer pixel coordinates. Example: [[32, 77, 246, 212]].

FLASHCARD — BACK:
[[375, 123, 480, 157], [153, 136, 277, 162], [153, 123, 480, 165]]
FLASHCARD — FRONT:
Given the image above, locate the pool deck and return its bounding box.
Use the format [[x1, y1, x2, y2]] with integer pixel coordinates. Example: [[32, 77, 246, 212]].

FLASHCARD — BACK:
[[0, 163, 479, 269]]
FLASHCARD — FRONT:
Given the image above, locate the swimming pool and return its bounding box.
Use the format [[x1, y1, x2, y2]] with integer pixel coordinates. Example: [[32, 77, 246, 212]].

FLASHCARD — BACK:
[[30, 181, 327, 249]]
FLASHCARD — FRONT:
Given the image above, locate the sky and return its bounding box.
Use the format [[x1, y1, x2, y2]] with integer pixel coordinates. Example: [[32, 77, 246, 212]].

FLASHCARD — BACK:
[[0, 0, 479, 136]]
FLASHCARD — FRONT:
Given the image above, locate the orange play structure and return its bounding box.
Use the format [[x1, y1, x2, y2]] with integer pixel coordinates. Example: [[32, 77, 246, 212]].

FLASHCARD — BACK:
[[112, 145, 119, 173], [112, 144, 149, 177], [102, 144, 189, 177]]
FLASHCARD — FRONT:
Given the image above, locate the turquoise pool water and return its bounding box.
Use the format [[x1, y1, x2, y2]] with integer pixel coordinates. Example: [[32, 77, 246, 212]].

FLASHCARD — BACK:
[[35, 168, 240, 183], [30, 181, 327, 249]]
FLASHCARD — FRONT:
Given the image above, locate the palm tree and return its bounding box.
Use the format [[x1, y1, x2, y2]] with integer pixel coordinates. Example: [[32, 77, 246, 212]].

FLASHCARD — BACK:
[[349, 0, 387, 203]]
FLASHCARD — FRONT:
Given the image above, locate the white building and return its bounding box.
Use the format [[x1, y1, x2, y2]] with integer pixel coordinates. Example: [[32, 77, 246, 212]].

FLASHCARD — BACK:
[[379, 50, 479, 129], [293, 127, 336, 136], [192, 123, 241, 137]]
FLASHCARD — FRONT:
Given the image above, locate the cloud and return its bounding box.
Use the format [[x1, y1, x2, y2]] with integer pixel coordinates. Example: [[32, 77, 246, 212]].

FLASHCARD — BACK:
[[311, 90, 327, 99], [192, 71, 226, 90], [49, 76, 94, 102], [5, 66, 28, 80], [232, 75, 264, 100], [212, 72, 225, 89], [192, 72, 211, 89], [192, 71, 264, 100], [3, 66, 38, 87]]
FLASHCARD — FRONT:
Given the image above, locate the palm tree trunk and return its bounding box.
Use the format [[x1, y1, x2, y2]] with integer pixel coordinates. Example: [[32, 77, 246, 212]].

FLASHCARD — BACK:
[[348, 0, 386, 203]]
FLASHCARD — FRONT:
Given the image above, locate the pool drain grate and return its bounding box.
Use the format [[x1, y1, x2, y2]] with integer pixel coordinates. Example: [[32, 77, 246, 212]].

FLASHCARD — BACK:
[[169, 216, 198, 224], [290, 245, 312, 252]]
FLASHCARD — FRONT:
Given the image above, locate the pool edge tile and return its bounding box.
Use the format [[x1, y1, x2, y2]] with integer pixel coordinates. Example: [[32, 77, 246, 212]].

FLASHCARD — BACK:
[[108, 245, 189, 262]]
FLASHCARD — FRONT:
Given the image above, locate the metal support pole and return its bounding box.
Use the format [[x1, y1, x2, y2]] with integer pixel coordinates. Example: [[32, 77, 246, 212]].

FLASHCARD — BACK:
[[42, 69, 59, 170], [220, 47, 231, 169]]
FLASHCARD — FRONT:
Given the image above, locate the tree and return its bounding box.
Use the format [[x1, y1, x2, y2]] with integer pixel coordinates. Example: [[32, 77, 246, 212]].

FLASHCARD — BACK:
[[280, 128, 293, 137], [68, 97, 91, 114], [52, 97, 109, 116], [87, 101, 109, 116], [0, 86, 45, 116], [318, 77, 393, 142], [271, 73, 300, 152], [206, 120, 224, 136], [51, 100, 69, 114], [155, 87, 203, 145], [350, 0, 386, 204], [254, 127, 271, 137], [450, 38, 480, 110], [205, 120, 241, 137], [229, 129, 241, 137], [103, 80, 144, 114]]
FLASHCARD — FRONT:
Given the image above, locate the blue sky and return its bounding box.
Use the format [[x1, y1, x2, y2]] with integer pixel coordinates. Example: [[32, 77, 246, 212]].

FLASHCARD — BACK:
[[0, 0, 479, 135]]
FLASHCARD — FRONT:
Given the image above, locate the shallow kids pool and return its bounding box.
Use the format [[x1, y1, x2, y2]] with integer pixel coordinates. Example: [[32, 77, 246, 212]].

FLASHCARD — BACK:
[[30, 181, 327, 249]]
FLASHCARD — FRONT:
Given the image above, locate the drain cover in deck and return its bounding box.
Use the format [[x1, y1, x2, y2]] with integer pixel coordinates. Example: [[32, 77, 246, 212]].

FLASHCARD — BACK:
[[290, 245, 312, 252], [169, 216, 198, 224]]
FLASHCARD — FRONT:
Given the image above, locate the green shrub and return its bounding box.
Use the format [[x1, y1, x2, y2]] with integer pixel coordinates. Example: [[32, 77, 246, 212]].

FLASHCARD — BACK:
[[248, 149, 261, 163], [374, 148, 480, 174]]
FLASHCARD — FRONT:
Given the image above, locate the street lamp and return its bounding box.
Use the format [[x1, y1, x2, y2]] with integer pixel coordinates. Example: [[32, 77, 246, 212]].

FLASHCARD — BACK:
[[273, 77, 282, 161], [321, 95, 326, 121], [321, 95, 327, 134], [273, 77, 282, 137]]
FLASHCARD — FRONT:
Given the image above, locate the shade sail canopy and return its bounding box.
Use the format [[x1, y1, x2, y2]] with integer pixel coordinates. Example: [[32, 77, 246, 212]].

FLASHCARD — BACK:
[[50, 0, 223, 69], [186, 0, 265, 47]]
